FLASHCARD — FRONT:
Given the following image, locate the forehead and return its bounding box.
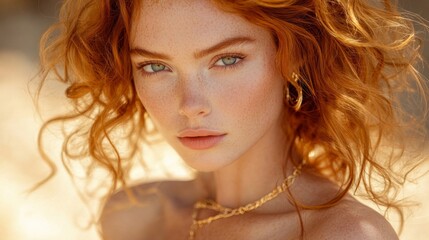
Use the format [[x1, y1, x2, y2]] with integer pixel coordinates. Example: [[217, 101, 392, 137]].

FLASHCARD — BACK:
[[130, 0, 271, 53]]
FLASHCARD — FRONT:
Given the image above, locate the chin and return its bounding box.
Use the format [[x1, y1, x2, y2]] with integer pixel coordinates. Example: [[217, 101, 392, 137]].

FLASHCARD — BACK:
[[180, 153, 233, 172]]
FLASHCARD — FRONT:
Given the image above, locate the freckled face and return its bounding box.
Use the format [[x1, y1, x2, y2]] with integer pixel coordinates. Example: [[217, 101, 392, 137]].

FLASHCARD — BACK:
[[130, 0, 286, 171]]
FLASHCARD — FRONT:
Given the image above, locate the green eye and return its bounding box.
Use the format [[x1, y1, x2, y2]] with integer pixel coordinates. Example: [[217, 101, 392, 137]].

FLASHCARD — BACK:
[[214, 55, 243, 67], [221, 56, 238, 65], [143, 63, 167, 73]]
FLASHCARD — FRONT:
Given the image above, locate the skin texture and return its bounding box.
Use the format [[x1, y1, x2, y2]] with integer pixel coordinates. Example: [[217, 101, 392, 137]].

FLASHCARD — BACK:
[[100, 0, 400, 239], [130, 0, 288, 207]]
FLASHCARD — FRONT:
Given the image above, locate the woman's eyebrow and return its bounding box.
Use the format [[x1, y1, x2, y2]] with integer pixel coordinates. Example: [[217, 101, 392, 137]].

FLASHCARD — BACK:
[[130, 47, 170, 60], [130, 36, 255, 60], [193, 36, 255, 59]]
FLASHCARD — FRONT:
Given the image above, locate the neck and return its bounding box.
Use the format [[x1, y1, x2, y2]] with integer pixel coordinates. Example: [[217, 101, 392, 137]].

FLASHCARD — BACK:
[[201, 126, 294, 210]]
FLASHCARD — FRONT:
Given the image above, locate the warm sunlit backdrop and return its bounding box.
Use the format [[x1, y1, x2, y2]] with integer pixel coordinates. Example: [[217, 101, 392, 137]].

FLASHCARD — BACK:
[[1, 1, 428, 239]]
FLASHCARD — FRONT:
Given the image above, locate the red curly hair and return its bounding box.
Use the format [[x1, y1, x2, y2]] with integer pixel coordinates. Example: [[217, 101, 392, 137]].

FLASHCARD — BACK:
[[37, 0, 428, 236]]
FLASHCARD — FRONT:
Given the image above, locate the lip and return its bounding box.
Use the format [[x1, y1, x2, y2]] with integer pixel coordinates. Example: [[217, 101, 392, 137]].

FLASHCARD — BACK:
[[177, 129, 226, 150]]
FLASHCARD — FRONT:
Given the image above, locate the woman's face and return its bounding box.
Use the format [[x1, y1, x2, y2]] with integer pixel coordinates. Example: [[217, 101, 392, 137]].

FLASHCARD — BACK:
[[130, 0, 286, 171]]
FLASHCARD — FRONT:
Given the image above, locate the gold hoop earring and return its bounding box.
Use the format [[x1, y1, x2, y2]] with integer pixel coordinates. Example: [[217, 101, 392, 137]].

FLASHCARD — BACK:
[[285, 72, 303, 111]]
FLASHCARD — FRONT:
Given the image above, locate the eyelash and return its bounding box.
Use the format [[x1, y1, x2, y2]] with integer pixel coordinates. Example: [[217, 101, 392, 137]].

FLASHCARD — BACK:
[[212, 53, 246, 70], [136, 61, 169, 77], [135, 53, 246, 76]]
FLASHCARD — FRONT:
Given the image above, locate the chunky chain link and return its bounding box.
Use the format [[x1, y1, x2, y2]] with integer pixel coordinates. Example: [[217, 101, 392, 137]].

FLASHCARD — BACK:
[[188, 164, 302, 240]]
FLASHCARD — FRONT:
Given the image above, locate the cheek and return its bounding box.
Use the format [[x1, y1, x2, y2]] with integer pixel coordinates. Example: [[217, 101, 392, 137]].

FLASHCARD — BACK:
[[134, 79, 176, 125], [216, 60, 284, 125]]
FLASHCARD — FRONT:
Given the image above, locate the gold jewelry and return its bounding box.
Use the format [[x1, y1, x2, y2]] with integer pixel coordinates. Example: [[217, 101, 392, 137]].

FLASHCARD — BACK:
[[188, 164, 302, 240], [285, 72, 303, 111]]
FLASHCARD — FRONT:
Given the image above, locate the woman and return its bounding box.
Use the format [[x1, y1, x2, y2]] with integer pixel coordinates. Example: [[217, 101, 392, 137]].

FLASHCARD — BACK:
[[38, 0, 428, 239]]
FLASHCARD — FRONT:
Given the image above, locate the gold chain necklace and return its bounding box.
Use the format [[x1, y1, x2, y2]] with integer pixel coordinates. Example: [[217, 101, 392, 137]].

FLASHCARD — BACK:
[[188, 164, 302, 240]]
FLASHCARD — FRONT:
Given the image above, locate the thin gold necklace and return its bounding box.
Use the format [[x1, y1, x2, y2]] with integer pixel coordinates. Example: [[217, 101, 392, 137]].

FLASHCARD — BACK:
[[188, 164, 302, 240]]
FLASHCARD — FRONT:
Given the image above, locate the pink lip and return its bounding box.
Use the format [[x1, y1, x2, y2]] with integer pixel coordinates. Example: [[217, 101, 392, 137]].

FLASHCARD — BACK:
[[177, 129, 226, 150]]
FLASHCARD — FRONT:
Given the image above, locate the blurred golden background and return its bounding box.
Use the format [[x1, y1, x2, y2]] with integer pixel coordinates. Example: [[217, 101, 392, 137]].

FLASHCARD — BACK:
[[0, 1, 428, 239]]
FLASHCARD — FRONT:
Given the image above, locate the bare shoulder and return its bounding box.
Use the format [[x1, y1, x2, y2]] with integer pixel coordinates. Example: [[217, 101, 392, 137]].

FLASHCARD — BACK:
[[99, 179, 198, 240], [306, 198, 399, 240], [293, 171, 399, 240]]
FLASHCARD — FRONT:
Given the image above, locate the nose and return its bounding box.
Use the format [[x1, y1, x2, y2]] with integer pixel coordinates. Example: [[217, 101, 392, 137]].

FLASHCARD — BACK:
[[178, 75, 211, 119]]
